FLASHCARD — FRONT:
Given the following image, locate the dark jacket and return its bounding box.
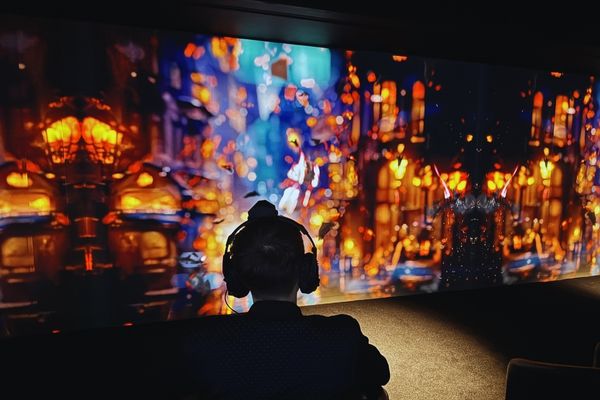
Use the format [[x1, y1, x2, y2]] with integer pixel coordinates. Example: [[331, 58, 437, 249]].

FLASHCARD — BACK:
[[177, 300, 390, 400], [0, 301, 389, 400]]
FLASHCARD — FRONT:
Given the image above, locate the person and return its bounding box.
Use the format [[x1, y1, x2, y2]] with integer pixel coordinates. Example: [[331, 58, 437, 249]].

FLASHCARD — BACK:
[[177, 200, 390, 400]]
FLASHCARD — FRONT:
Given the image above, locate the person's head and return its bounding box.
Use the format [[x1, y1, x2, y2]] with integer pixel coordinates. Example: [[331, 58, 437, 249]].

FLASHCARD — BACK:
[[223, 201, 319, 302]]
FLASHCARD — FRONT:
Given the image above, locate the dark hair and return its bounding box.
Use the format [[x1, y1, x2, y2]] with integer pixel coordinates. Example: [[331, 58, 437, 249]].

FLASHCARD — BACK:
[[231, 218, 304, 296]]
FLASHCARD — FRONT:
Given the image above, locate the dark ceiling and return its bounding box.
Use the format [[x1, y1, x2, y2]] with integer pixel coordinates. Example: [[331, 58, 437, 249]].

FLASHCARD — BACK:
[[1, 1, 599, 73]]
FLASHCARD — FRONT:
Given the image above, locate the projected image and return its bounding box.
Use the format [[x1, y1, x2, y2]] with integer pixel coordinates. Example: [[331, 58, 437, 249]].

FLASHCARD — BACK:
[[0, 16, 599, 336]]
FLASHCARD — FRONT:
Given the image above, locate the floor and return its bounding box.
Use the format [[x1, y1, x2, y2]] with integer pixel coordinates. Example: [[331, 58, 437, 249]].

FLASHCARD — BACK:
[[303, 276, 600, 399]]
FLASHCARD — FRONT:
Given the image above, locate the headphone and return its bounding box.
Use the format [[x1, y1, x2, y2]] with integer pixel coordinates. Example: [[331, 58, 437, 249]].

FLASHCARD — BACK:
[[222, 200, 320, 298]]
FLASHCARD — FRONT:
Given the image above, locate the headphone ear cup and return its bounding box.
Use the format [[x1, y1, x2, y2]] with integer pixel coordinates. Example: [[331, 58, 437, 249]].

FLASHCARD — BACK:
[[222, 254, 250, 298], [298, 252, 320, 294]]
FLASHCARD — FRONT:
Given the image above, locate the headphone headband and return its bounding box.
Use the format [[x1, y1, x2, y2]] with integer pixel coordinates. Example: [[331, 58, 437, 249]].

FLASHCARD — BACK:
[[225, 215, 317, 257]]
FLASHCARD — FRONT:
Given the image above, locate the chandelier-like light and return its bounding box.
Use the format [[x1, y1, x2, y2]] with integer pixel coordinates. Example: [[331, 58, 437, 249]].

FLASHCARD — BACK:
[[42, 116, 123, 165]]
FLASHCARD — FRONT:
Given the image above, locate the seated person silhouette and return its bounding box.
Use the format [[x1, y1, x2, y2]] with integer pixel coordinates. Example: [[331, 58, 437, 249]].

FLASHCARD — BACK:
[[179, 200, 390, 400]]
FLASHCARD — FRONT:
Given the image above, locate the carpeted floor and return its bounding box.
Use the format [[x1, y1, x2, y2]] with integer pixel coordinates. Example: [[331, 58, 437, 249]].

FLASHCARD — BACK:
[[303, 276, 600, 399]]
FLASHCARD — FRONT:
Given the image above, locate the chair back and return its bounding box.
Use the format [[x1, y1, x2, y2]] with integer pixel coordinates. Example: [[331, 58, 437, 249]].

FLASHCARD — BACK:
[[505, 358, 600, 400]]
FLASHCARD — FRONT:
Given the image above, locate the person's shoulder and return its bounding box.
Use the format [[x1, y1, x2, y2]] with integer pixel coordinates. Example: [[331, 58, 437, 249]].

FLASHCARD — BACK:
[[303, 313, 362, 331]]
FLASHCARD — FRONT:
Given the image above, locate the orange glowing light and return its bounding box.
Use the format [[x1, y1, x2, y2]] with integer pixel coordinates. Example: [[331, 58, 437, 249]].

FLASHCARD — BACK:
[[550, 71, 563, 78], [367, 71, 377, 83], [466, 134, 473, 142], [419, 240, 431, 257], [486, 135, 493, 143], [0, 193, 53, 217], [84, 248, 93, 271], [136, 172, 154, 188], [43, 116, 81, 163], [392, 55, 408, 62], [6, 172, 32, 188], [211, 37, 227, 58], [412, 177, 422, 187], [184, 43, 196, 57], [306, 116, 318, 128], [82, 118, 118, 144]]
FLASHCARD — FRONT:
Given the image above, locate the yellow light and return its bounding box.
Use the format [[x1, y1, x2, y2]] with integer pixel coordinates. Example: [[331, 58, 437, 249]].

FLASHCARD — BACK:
[[192, 85, 211, 104], [422, 168, 433, 188], [390, 158, 408, 180], [210, 37, 227, 58], [539, 159, 554, 181], [286, 128, 302, 149], [29, 196, 51, 212], [487, 180, 497, 191], [136, 172, 154, 187], [543, 147, 550, 157], [310, 213, 324, 226], [240, 211, 249, 222], [350, 73, 360, 88], [343, 238, 355, 251], [573, 227, 581, 241], [199, 87, 211, 103], [486, 134, 493, 143], [112, 172, 124, 180], [381, 88, 390, 100], [527, 177, 535, 186], [412, 177, 422, 187], [6, 172, 32, 188], [397, 143, 405, 154], [45, 173, 56, 179], [466, 134, 473, 142], [121, 194, 142, 210], [457, 180, 467, 192]]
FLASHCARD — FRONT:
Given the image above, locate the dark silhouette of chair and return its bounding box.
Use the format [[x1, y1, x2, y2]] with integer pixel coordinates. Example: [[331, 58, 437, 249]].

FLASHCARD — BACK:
[[505, 358, 600, 400]]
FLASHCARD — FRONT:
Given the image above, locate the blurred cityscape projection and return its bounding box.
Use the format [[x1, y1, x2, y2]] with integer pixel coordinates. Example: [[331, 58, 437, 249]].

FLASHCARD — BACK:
[[1, 15, 599, 336]]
